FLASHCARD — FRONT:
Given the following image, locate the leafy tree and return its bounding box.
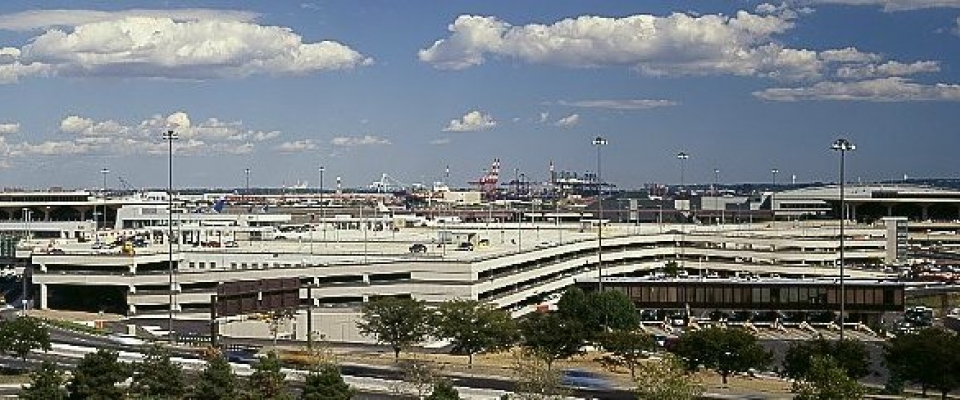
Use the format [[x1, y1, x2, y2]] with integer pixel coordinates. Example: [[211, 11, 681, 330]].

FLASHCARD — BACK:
[[598, 329, 654, 378], [671, 327, 771, 385], [519, 312, 586, 370], [791, 355, 866, 400], [131, 344, 186, 399], [634, 354, 703, 400], [433, 299, 518, 366], [427, 380, 461, 400], [267, 309, 295, 345], [245, 351, 291, 400], [885, 327, 960, 398], [20, 361, 66, 400], [783, 338, 870, 380], [662, 260, 681, 278], [557, 287, 639, 338], [357, 297, 431, 361], [0, 316, 51, 359], [301, 364, 353, 400], [66, 349, 130, 400], [192, 353, 239, 400]]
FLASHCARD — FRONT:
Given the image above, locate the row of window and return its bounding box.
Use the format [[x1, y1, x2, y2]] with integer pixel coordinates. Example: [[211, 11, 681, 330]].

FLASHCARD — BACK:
[[609, 284, 903, 308]]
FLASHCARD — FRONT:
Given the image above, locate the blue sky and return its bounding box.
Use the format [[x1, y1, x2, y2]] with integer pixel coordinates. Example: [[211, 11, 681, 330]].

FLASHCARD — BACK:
[[0, 0, 958, 190]]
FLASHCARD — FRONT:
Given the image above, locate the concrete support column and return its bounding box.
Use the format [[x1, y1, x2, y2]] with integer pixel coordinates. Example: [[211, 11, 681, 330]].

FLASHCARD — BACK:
[[362, 295, 370, 303], [39, 263, 47, 273], [42, 208, 51, 222], [362, 274, 370, 284], [850, 203, 857, 222], [886, 205, 894, 217], [39, 284, 48, 309], [128, 304, 137, 315], [129, 261, 137, 274], [128, 285, 136, 294], [921, 204, 930, 220]]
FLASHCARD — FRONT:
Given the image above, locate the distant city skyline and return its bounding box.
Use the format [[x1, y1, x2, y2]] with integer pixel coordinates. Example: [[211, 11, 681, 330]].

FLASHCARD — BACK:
[[1, 1, 958, 190]]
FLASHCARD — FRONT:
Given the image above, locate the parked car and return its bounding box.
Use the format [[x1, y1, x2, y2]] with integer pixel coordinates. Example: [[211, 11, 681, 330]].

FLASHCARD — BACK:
[[560, 369, 611, 389], [456, 242, 474, 251], [409, 243, 427, 253]]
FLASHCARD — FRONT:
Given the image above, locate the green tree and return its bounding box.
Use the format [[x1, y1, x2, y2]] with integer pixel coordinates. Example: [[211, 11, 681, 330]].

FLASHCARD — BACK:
[[671, 327, 771, 385], [66, 349, 130, 400], [557, 287, 639, 338], [791, 355, 866, 400], [427, 380, 461, 400], [20, 361, 66, 400], [357, 297, 431, 361], [192, 353, 239, 400], [597, 329, 654, 378], [0, 316, 51, 359], [245, 351, 291, 400], [634, 354, 703, 400], [783, 338, 870, 380], [131, 344, 186, 399], [885, 327, 960, 398], [662, 260, 681, 278], [433, 299, 518, 366], [519, 312, 586, 370], [301, 364, 354, 400]]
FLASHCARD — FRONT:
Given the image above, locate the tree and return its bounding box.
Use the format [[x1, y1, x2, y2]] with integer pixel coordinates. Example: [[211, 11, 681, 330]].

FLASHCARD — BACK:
[[885, 327, 960, 398], [433, 299, 518, 366], [131, 344, 186, 399], [556, 287, 639, 338], [783, 338, 870, 380], [597, 329, 654, 378], [245, 351, 291, 400], [393, 358, 439, 399], [301, 365, 354, 400], [427, 380, 460, 400], [519, 312, 586, 370], [192, 353, 239, 400], [66, 349, 130, 400], [662, 260, 681, 278], [357, 297, 431, 361], [511, 349, 568, 400], [671, 327, 771, 385], [634, 354, 703, 400], [20, 361, 66, 400], [0, 316, 51, 359], [791, 355, 866, 400]]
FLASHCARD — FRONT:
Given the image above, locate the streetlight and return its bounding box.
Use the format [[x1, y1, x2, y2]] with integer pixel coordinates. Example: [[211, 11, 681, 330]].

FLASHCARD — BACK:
[[244, 168, 250, 204], [593, 136, 607, 293], [163, 129, 179, 343], [771, 168, 779, 222], [676, 151, 689, 269], [101, 168, 109, 231], [319, 166, 326, 243], [831, 138, 855, 341]]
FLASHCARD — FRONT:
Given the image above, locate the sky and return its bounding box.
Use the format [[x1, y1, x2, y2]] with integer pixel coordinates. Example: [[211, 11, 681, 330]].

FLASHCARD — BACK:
[[0, 0, 958, 191]]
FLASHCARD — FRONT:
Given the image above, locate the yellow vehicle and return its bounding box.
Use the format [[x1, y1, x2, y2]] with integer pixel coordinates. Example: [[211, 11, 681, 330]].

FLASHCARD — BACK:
[[121, 242, 135, 255]]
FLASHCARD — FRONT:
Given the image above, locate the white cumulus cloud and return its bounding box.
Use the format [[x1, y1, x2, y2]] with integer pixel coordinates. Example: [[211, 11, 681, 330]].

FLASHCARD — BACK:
[[554, 114, 580, 128], [0, 122, 19, 135], [444, 110, 497, 132], [0, 9, 371, 84], [331, 135, 391, 147], [754, 77, 960, 101], [418, 11, 935, 84], [836, 60, 939, 79]]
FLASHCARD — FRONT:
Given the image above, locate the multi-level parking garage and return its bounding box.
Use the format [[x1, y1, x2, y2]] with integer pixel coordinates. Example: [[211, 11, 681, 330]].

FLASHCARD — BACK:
[[24, 219, 895, 317]]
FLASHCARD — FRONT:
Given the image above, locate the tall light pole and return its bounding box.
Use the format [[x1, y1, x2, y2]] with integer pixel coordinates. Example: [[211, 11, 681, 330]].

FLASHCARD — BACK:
[[319, 166, 325, 243], [163, 129, 178, 343], [771, 168, 779, 222], [244, 168, 250, 204], [100, 168, 109, 231], [593, 136, 607, 293], [831, 138, 855, 341], [714, 168, 720, 224], [676, 152, 689, 269]]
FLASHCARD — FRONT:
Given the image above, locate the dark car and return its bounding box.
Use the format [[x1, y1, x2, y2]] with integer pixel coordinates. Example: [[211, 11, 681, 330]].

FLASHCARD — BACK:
[[409, 243, 427, 253], [560, 369, 611, 389], [456, 242, 474, 251]]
